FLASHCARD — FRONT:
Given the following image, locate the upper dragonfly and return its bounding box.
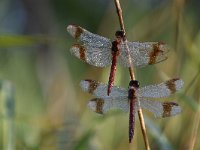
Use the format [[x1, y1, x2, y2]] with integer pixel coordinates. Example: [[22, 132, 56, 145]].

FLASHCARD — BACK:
[[80, 78, 184, 143], [67, 25, 169, 95]]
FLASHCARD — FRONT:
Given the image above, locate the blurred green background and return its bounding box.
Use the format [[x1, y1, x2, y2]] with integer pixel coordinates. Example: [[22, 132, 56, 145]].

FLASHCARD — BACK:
[[0, 0, 200, 150]]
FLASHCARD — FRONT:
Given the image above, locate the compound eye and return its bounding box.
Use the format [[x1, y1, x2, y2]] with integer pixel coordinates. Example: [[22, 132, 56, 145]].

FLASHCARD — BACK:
[[115, 30, 124, 38], [135, 81, 140, 88], [129, 80, 140, 88]]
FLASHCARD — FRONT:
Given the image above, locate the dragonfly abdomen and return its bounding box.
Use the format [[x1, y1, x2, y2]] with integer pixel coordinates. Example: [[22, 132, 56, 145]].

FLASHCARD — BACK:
[[128, 80, 139, 143], [107, 41, 120, 96], [129, 97, 136, 143]]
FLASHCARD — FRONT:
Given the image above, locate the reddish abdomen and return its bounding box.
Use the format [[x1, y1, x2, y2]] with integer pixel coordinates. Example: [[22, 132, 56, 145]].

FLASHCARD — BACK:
[[107, 53, 118, 96], [129, 98, 135, 143]]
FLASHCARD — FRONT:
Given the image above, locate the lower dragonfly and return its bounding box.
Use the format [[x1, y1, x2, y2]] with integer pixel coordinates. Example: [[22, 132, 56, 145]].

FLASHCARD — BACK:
[[80, 78, 184, 143]]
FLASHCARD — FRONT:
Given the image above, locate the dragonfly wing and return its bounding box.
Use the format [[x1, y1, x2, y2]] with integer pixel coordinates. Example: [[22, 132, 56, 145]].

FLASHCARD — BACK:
[[80, 79, 128, 99], [67, 25, 112, 67], [70, 44, 112, 67], [88, 98, 129, 114], [67, 24, 112, 48], [138, 78, 184, 98], [139, 98, 181, 118], [118, 41, 169, 67]]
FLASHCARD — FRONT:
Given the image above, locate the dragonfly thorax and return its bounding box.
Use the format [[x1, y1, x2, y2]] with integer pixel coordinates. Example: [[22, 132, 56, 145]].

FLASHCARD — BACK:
[[128, 89, 137, 99], [128, 80, 139, 100], [111, 41, 120, 54]]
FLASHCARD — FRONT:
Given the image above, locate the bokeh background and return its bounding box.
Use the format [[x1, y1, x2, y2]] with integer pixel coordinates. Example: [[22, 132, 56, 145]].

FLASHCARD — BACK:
[[0, 0, 200, 150]]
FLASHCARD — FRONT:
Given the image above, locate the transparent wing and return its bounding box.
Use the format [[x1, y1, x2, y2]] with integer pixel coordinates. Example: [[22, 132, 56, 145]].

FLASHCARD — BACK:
[[118, 41, 169, 67], [67, 25, 112, 67], [87, 98, 129, 114], [139, 98, 181, 118], [80, 79, 128, 99], [70, 44, 112, 67], [67, 24, 112, 48], [138, 78, 184, 98]]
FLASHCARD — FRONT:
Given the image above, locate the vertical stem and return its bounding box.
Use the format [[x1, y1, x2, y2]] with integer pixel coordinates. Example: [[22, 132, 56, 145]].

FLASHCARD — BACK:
[[114, 0, 150, 149], [138, 109, 150, 149], [114, 0, 125, 31], [174, 0, 185, 52], [128, 68, 135, 80], [1, 81, 15, 150], [188, 96, 200, 150]]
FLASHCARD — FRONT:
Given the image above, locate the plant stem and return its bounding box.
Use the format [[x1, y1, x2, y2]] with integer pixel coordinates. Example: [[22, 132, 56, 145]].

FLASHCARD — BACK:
[[1, 81, 15, 150], [113, 0, 150, 149], [188, 96, 200, 150]]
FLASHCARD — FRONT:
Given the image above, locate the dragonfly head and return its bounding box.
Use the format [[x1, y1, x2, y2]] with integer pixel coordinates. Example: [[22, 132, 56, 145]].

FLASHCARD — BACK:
[[115, 30, 125, 42], [129, 80, 140, 89]]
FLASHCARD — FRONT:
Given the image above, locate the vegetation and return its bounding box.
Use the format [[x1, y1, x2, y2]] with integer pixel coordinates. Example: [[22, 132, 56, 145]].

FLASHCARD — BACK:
[[0, 0, 200, 149]]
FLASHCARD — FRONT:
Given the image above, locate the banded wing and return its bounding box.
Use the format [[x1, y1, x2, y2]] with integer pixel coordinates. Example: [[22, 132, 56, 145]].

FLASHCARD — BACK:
[[88, 98, 129, 114], [80, 79, 127, 99], [70, 44, 112, 67], [67, 25, 112, 67], [67, 24, 111, 48], [138, 78, 184, 98], [139, 98, 181, 118], [80, 79, 129, 114], [118, 41, 169, 67], [87, 96, 181, 116]]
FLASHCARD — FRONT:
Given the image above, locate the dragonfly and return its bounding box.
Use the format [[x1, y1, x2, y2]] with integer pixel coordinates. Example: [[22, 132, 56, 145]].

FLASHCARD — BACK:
[[67, 24, 169, 96], [80, 78, 184, 143]]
